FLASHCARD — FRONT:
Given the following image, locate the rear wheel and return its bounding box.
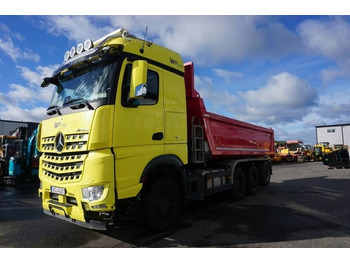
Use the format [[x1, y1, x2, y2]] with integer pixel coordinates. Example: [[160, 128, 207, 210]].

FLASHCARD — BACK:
[[259, 162, 271, 187], [246, 165, 259, 195], [143, 178, 182, 232], [231, 167, 246, 201]]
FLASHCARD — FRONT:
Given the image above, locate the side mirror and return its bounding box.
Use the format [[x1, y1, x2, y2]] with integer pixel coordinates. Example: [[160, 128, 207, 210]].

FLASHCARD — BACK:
[[41, 77, 64, 94], [41, 78, 51, 88], [129, 60, 147, 101]]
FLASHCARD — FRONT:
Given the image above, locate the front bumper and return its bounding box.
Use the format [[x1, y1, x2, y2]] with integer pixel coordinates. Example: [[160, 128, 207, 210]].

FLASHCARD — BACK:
[[43, 207, 109, 230], [39, 149, 116, 230]]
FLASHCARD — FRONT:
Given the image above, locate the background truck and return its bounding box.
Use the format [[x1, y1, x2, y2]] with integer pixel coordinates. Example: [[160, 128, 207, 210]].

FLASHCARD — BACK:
[[5, 128, 40, 186], [38, 28, 274, 231], [302, 144, 314, 162], [0, 134, 17, 184], [313, 142, 333, 161], [276, 140, 303, 162], [0, 126, 39, 186]]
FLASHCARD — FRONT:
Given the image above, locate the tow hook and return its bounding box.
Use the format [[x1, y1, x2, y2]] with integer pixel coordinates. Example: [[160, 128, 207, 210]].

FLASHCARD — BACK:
[[50, 208, 56, 216]]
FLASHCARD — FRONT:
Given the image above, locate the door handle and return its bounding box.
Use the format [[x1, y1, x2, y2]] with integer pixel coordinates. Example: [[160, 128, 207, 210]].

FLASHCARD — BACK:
[[152, 132, 164, 141]]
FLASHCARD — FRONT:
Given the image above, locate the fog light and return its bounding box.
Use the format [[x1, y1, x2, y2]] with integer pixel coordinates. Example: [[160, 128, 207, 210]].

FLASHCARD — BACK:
[[82, 185, 104, 202]]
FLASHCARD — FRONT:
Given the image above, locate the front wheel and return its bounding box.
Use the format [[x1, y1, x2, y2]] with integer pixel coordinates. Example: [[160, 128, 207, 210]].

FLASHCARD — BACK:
[[143, 178, 182, 232]]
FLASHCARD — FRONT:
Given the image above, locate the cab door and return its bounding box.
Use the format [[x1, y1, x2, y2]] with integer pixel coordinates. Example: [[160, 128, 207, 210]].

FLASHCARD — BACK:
[[113, 61, 164, 199]]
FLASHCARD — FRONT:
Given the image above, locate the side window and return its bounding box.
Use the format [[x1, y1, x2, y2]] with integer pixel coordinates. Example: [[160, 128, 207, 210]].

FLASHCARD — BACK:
[[121, 64, 159, 106]]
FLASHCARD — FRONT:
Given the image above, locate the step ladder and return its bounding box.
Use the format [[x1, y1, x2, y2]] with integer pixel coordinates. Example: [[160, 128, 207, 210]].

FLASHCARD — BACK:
[[192, 118, 204, 164]]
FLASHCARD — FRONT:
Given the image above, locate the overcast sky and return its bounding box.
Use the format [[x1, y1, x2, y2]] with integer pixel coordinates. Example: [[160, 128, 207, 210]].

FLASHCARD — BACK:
[[0, 7, 349, 145]]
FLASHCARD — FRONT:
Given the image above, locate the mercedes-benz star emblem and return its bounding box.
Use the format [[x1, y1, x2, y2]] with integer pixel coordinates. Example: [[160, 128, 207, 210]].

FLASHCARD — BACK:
[[55, 132, 65, 152]]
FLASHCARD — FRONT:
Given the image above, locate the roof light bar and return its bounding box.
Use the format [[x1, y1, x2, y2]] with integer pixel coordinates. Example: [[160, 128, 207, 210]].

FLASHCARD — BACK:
[[63, 38, 95, 62], [62, 28, 129, 62]]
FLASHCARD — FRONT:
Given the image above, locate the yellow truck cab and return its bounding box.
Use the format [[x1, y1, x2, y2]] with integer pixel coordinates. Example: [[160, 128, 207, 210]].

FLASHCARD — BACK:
[[38, 29, 188, 230], [38, 28, 274, 231]]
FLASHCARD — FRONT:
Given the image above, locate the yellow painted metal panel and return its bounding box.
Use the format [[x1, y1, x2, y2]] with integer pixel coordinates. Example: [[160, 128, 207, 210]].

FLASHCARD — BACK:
[[89, 106, 114, 150], [165, 112, 187, 144], [115, 145, 163, 199]]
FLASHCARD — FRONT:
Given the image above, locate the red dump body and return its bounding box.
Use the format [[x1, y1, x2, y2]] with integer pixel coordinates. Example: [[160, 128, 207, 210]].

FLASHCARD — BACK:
[[185, 62, 275, 159]]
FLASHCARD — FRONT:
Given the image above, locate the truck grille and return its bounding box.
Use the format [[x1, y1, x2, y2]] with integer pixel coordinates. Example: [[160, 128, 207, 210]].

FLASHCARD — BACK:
[[41, 153, 87, 182], [41, 133, 88, 153]]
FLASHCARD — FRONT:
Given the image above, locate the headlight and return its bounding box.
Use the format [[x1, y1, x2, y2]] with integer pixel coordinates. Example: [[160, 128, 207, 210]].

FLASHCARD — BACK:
[[82, 185, 104, 202]]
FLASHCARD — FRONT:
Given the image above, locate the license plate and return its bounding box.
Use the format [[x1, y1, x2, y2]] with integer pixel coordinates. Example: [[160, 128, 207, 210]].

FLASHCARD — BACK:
[[51, 186, 66, 195]]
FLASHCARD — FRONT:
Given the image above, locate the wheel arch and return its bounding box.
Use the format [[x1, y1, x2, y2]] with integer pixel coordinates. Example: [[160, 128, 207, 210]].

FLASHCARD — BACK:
[[139, 154, 187, 204]]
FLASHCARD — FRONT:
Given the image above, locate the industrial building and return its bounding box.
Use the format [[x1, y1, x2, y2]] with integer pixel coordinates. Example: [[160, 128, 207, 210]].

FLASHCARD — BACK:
[[0, 119, 38, 139], [315, 123, 350, 148]]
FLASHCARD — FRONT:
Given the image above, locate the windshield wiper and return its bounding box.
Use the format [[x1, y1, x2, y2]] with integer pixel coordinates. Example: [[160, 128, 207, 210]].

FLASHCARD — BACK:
[[63, 98, 94, 110], [47, 105, 62, 116]]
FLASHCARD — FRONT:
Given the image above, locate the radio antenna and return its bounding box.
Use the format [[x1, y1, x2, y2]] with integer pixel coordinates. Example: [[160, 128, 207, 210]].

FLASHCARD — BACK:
[[140, 26, 148, 54]]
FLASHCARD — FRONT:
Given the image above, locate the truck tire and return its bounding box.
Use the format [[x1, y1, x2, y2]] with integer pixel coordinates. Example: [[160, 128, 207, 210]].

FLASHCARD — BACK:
[[259, 162, 271, 187], [246, 165, 259, 195], [143, 178, 182, 232], [231, 167, 246, 201]]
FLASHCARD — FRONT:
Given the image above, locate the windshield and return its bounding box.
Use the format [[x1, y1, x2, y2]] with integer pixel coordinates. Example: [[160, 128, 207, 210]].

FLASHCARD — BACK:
[[287, 143, 302, 152], [49, 58, 118, 109], [314, 147, 322, 153]]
